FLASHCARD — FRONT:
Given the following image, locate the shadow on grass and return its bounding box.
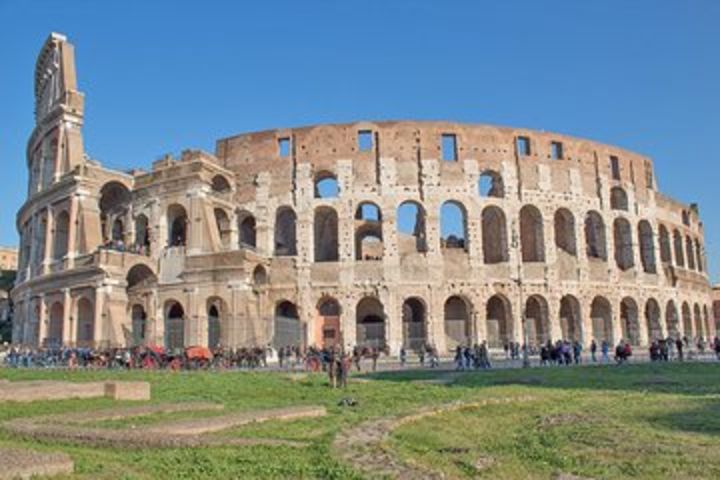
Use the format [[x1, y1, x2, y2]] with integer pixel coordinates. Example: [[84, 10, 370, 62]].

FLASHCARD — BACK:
[[645, 399, 720, 436]]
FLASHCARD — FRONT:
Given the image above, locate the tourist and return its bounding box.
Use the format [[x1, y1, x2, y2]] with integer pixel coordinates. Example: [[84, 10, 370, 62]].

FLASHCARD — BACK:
[[399, 347, 407, 367], [572, 341, 582, 364], [601, 340, 610, 363], [590, 339, 597, 362], [676, 337, 684, 361]]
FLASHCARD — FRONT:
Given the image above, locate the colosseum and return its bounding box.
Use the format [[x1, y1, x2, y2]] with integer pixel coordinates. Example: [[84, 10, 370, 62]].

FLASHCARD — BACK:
[[11, 33, 715, 354]]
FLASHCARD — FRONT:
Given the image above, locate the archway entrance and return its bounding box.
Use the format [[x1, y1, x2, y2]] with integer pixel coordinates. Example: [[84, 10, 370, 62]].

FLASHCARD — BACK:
[[620, 298, 640, 345], [165, 302, 185, 351], [274, 301, 304, 349], [444, 296, 471, 351], [316, 298, 341, 348], [356, 297, 386, 349], [131, 304, 147, 346], [525, 295, 550, 347], [402, 298, 426, 351], [486, 295, 512, 348], [559, 295, 582, 342]]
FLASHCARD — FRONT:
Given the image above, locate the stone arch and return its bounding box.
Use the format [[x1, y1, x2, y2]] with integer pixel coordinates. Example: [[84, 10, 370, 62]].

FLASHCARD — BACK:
[[402, 297, 427, 351], [213, 208, 231, 248], [314, 171, 339, 199], [76, 297, 94, 346], [482, 206, 508, 263], [554, 208, 577, 256], [645, 299, 662, 342], [610, 186, 628, 211], [397, 200, 427, 253], [620, 297, 640, 345], [167, 204, 188, 247], [47, 301, 64, 347], [694, 304, 703, 339], [659, 225, 671, 263], [665, 300, 680, 338], [131, 304, 147, 346], [681, 302, 692, 338], [444, 295, 472, 350], [317, 297, 342, 348], [355, 202, 383, 261], [559, 295, 582, 342], [314, 206, 339, 261], [111, 218, 124, 242], [252, 264, 267, 285], [273, 300, 303, 349], [134, 214, 150, 253], [478, 170, 504, 198], [126, 264, 157, 292], [584, 211, 607, 260], [525, 295, 550, 346], [211, 174, 231, 193], [520, 205, 545, 262], [274, 207, 296, 255], [613, 217, 634, 271], [99, 181, 131, 243], [673, 229, 684, 267], [590, 296, 613, 344], [440, 201, 467, 251], [164, 300, 185, 351], [638, 220, 656, 273], [685, 235, 696, 270], [356, 297, 386, 349], [207, 297, 228, 348], [238, 211, 257, 249], [53, 210, 70, 260], [486, 294, 513, 348]]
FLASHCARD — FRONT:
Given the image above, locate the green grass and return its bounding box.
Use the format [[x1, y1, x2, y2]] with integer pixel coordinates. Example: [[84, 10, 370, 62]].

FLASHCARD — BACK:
[[1, 363, 719, 479]]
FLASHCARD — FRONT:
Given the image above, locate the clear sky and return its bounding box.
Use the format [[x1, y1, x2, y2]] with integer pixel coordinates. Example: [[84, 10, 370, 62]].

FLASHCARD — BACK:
[[0, 1, 718, 282]]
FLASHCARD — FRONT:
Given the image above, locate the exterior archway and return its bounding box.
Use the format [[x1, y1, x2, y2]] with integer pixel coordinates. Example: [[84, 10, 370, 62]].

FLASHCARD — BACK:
[[659, 225, 671, 263], [355, 202, 383, 261], [620, 297, 640, 345], [444, 295, 471, 350], [590, 296, 613, 344], [694, 304, 703, 339], [585, 211, 607, 260], [486, 295, 512, 348], [134, 214, 150, 253], [314, 206, 339, 262], [238, 212, 257, 249], [665, 300, 679, 338], [525, 295, 550, 346], [164, 301, 185, 351], [402, 297, 426, 351], [520, 205, 545, 262], [99, 181, 131, 243], [131, 304, 147, 346], [47, 301, 64, 347], [273, 301, 303, 349], [559, 295, 582, 342], [673, 230, 684, 267], [314, 172, 339, 198], [440, 201, 467, 251], [211, 174, 231, 193], [610, 187, 628, 211], [681, 302, 692, 338], [686, 236, 696, 270], [167, 204, 188, 247], [554, 208, 577, 256], [356, 297, 386, 349], [482, 206, 508, 263], [274, 207, 297, 255], [213, 208, 231, 248], [645, 299, 662, 342], [478, 170, 504, 198], [317, 297, 341, 348], [76, 297, 94, 346], [397, 201, 427, 253], [252, 265, 268, 285], [207, 301, 222, 348], [53, 211, 70, 260], [613, 217, 634, 271], [638, 221, 656, 273]]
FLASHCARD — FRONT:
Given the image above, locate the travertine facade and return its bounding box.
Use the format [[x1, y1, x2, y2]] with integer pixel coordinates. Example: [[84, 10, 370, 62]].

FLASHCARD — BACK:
[[0, 247, 18, 271], [11, 33, 715, 352]]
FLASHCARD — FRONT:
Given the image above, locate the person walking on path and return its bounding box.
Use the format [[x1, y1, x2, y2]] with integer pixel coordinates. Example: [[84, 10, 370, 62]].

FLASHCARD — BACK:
[[601, 340, 610, 363]]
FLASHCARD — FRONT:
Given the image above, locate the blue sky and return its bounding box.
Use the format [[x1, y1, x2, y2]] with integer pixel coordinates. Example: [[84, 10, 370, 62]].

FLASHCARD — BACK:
[[0, 1, 718, 282]]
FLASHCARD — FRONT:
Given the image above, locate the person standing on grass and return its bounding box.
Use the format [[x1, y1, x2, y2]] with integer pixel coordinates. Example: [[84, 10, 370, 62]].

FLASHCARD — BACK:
[[590, 339, 597, 362], [601, 340, 609, 363]]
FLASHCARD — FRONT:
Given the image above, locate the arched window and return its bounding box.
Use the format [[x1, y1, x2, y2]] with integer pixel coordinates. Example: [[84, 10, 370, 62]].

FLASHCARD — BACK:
[[165, 301, 185, 351], [211, 175, 231, 193], [252, 265, 267, 285], [610, 187, 628, 211], [208, 304, 221, 348], [590, 296, 613, 344], [317, 297, 342, 348], [238, 212, 257, 249], [666, 300, 679, 338], [402, 298, 426, 351], [638, 220, 656, 273], [673, 229, 684, 267], [356, 297, 386, 349], [559, 295, 582, 342], [76, 297, 94, 346], [620, 297, 640, 345], [47, 302, 64, 347], [585, 211, 607, 260], [167, 204, 188, 247], [482, 206, 508, 263], [645, 299, 662, 342], [444, 296, 471, 350], [99, 181, 131, 243], [355, 202, 383, 261], [314, 172, 339, 199], [486, 295, 512, 348], [131, 304, 147, 346], [613, 217, 634, 271], [478, 170, 504, 198], [397, 201, 426, 253], [274, 207, 296, 255], [682, 302, 692, 337], [214, 208, 231, 248], [525, 295, 550, 346], [520, 205, 544, 262], [554, 208, 576, 256], [440, 201, 467, 251], [695, 239, 704, 272], [112, 218, 124, 242], [126, 264, 157, 291], [314, 206, 338, 262], [685, 235, 696, 270], [134, 214, 150, 253], [53, 210, 70, 260], [659, 225, 671, 263]]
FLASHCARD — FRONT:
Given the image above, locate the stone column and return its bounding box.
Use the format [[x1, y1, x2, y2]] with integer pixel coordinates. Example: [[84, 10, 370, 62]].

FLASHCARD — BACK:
[[42, 207, 54, 274], [37, 294, 47, 346], [62, 289, 72, 345], [94, 286, 105, 346], [66, 194, 79, 267]]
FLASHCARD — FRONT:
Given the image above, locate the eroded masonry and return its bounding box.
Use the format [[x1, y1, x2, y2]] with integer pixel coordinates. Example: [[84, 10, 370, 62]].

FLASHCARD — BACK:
[[12, 33, 715, 353]]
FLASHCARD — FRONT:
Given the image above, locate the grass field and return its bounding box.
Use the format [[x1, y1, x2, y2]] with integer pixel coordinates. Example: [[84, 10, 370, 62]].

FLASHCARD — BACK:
[[1, 362, 719, 479]]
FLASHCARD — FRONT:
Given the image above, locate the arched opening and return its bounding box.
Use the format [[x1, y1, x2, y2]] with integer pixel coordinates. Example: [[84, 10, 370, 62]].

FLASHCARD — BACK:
[[478, 170, 504, 198], [659, 225, 671, 263], [167, 204, 188, 247], [112, 218, 124, 242], [47, 301, 64, 347], [274, 207, 296, 255], [252, 265, 267, 285], [666, 300, 679, 338], [164, 301, 185, 351], [131, 304, 146, 346], [525, 295, 550, 347], [444, 295, 471, 350], [99, 181, 131, 244], [682, 302, 692, 338], [314, 206, 339, 262], [620, 297, 640, 345], [559, 295, 582, 342], [695, 239, 704, 272], [214, 208, 231, 248], [211, 174, 231, 193], [520, 205, 545, 262], [207, 302, 222, 349], [638, 221, 656, 273], [585, 211, 607, 260], [613, 217, 634, 271], [554, 208, 577, 256], [273, 301, 303, 348], [440, 201, 467, 251], [590, 296, 613, 344], [238, 212, 257, 249], [126, 264, 157, 291], [397, 201, 427, 253], [673, 230, 684, 267], [355, 202, 383, 261], [76, 297, 94, 346], [317, 297, 341, 348], [610, 187, 628, 211], [694, 304, 703, 339], [53, 210, 70, 260], [486, 295, 512, 348], [356, 297, 386, 349], [402, 297, 426, 351], [685, 236, 696, 270], [134, 214, 150, 254], [314, 172, 339, 199], [482, 206, 508, 263], [645, 299, 662, 342]]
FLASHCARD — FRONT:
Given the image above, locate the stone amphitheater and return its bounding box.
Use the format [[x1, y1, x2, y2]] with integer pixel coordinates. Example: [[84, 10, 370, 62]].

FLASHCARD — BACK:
[[11, 33, 714, 354]]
